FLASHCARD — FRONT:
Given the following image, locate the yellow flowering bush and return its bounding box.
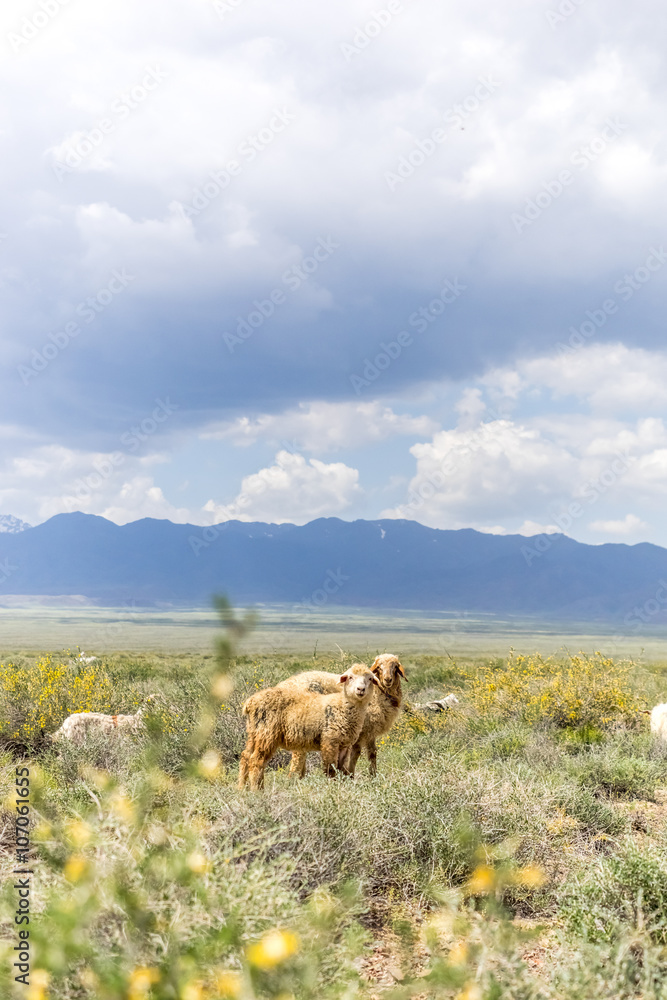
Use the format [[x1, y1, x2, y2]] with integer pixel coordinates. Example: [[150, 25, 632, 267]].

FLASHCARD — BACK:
[[468, 650, 638, 730], [381, 709, 430, 748], [0, 655, 116, 745]]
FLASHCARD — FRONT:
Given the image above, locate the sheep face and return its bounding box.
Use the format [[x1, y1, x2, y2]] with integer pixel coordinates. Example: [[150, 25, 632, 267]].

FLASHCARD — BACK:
[[339, 668, 378, 703], [371, 654, 406, 687]]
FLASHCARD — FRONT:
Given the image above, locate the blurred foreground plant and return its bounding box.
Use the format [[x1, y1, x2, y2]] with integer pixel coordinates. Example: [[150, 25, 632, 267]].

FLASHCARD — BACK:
[[0, 599, 369, 999]]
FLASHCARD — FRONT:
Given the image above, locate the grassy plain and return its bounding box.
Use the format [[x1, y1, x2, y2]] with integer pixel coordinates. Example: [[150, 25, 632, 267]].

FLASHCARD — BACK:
[[2, 607, 667, 998], [0, 603, 665, 658]]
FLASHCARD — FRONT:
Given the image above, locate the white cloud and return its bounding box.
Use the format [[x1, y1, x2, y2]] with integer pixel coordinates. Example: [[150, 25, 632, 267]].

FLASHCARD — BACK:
[[589, 513, 649, 535], [200, 401, 438, 452], [381, 417, 578, 528], [101, 478, 191, 525], [382, 386, 667, 535], [0, 444, 191, 526], [478, 520, 560, 536], [488, 344, 667, 415], [203, 450, 361, 524]]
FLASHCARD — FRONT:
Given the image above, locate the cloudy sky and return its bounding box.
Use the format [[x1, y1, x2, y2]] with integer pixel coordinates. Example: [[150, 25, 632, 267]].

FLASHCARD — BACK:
[[2, 0, 667, 544]]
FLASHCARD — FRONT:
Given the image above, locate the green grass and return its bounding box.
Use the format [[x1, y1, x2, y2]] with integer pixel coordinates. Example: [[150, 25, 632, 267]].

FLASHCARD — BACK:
[[2, 618, 667, 998]]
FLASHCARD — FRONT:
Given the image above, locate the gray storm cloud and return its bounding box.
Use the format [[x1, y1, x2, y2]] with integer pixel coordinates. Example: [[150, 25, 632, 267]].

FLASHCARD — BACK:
[[1, 0, 666, 449]]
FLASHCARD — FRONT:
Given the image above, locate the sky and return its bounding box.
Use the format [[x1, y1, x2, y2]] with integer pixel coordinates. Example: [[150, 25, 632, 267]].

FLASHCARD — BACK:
[[2, 0, 667, 545]]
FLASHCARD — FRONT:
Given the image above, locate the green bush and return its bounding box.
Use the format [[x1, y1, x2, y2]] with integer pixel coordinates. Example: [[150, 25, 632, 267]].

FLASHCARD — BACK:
[[561, 841, 667, 945]]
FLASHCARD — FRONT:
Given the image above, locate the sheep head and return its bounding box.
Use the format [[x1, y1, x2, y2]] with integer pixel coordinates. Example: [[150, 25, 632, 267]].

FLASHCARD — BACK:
[[338, 665, 379, 702], [371, 654, 407, 688]]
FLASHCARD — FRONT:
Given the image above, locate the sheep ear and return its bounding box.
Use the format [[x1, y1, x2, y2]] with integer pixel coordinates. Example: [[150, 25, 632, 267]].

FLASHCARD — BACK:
[[369, 672, 381, 687], [339, 674, 349, 684], [396, 661, 407, 679], [371, 657, 382, 673]]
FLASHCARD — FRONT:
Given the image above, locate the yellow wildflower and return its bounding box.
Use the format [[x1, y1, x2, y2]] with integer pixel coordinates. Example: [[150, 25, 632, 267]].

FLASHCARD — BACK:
[[187, 851, 211, 875], [128, 967, 160, 1000], [27, 969, 50, 1000], [466, 864, 496, 895], [214, 971, 241, 997], [247, 930, 299, 969], [515, 865, 546, 888], [198, 750, 221, 779], [66, 820, 92, 848], [64, 854, 88, 883]]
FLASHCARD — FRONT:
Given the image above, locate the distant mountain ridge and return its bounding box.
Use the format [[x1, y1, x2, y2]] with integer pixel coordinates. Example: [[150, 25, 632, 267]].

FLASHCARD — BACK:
[[1, 512, 667, 624], [0, 514, 31, 534]]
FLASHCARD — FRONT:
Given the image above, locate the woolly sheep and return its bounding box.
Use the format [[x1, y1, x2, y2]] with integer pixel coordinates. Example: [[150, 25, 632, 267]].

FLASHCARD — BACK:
[[650, 703, 667, 740], [52, 708, 146, 745], [238, 664, 380, 790], [412, 693, 460, 712], [286, 654, 407, 779], [52, 695, 160, 745]]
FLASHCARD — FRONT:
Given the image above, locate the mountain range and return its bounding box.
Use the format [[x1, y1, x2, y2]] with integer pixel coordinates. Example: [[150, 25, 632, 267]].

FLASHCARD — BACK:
[[0, 514, 31, 534], [0, 511, 666, 625]]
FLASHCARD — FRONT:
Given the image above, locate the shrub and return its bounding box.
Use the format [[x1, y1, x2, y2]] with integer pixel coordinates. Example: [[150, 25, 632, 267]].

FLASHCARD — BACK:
[[561, 840, 667, 945], [0, 656, 118, 750], [570, 747, 664, 801], [469, 651, 639, 730]]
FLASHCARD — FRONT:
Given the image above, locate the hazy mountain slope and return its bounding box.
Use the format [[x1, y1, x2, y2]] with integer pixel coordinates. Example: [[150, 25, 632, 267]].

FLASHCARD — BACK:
[[0, 512, 665, 621]]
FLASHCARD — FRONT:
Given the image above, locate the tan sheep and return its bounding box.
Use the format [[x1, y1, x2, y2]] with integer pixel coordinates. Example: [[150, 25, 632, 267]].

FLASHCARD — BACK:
[[286, 654, 407, 779], [238, 664, 380, 790]]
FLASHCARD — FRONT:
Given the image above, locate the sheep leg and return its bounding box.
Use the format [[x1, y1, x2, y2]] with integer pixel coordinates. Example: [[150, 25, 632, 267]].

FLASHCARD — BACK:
[[366, 739, 378, 778], [343, 741, 363, 777], [289, 752, 307, 779], [245, 736, 275, 790], [238, 747, 251, 789], [247, 749, 272, 790], [238, 732, 257, 789], [320, 741, 340, 778]]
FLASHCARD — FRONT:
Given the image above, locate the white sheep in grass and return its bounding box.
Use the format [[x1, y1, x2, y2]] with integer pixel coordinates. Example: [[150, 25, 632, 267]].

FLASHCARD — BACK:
[[52, 695, 160, 745], [411, 693, 460, 712], [650, 703, 667, 740], [53, 709, 146, 744], [70, 651, 98, 665]]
